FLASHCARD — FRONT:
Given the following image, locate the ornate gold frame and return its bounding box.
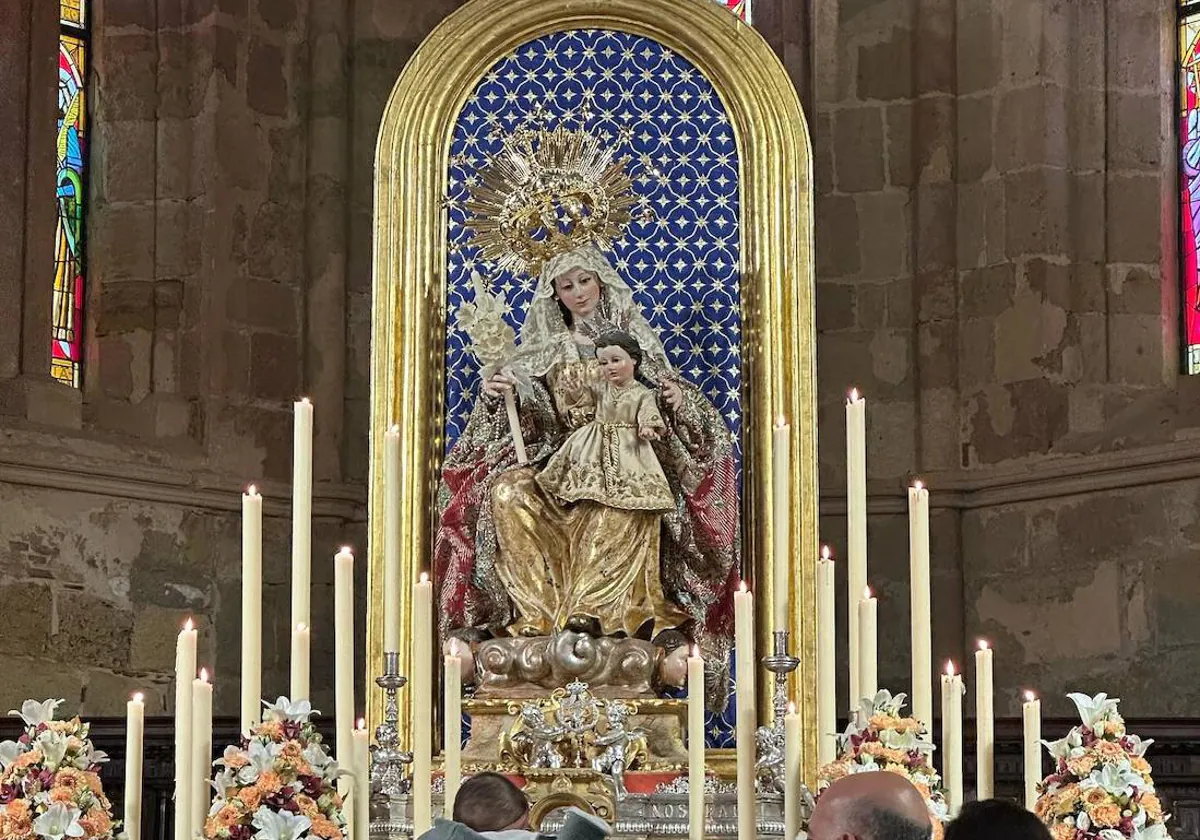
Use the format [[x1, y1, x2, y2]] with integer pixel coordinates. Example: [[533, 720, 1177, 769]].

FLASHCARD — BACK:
[[368, 0, 818, 783]]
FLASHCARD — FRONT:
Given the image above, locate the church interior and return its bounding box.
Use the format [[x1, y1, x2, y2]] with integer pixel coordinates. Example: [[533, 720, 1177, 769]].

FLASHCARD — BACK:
[[1, 0, 1197, 838]]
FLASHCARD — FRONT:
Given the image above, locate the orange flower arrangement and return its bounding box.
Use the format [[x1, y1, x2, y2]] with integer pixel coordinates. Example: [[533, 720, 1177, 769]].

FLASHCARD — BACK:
[[204, 697, 347, 840], [0, 699, 116, 840]]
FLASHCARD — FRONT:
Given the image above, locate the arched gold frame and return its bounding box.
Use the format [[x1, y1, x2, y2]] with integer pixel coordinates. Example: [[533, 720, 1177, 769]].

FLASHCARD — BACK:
[[368, 0, 818, 782]]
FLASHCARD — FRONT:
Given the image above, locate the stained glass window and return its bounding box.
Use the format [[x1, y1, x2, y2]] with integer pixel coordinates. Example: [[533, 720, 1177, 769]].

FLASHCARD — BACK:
[[1180, 2, 1200, 373], [714, 0, 751, 23], [53, 1, 87, 387]]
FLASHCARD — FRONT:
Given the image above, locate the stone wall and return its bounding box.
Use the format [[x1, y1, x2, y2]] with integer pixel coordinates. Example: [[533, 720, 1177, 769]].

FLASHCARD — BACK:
[[0, 0, 1195, 722]]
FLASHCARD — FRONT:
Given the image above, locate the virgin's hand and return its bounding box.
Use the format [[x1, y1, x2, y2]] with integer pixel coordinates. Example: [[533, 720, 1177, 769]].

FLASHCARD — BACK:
[[482, 372, 515, 398], [661, 380, 684, 410]]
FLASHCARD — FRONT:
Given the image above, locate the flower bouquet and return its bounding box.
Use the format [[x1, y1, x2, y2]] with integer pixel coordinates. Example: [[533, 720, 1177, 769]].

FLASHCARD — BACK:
[[0, 698, 116, 840], [1035, 692, 1171, 840], [818, 691, 949, 838], [205, 697, 345, 840]]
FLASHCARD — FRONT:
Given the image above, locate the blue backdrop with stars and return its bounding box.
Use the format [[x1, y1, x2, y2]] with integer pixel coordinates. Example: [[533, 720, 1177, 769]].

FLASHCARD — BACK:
[[444, 29, 742, 747]]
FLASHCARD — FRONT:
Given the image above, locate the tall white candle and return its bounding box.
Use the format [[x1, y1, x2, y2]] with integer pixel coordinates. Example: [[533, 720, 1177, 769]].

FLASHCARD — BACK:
[[771, 419, 791, 630], [353, 720, 370, 840], [412, 574, 434, 835], [975, 641, 995, 800], [125, 692, 145, 840], [1023, 691, 1042, 810], [335, 548, 356, 814], [817, 546, 837, 765], [783, 703, 802, 840], [687, 647, 705, 840], [941, 662, 963, 815], [444, 654, 463, 814], [192, 669, 213, 839], [292, 398, 314, 654], [908, 481, 932, 730], [846, 389, 867, 703], [173, 619, 196, 840], [241, 485, 263, 734], [857, 586, 878, 702], [291, 623, 310, 701], [734, 583, 756, 840], [384, 425, 401, 652]]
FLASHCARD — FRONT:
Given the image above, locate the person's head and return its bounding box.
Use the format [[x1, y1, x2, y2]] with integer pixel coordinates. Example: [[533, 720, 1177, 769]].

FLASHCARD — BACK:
[[594, 331, 643, 385], [452, 772, 530, 833], [553, 264, 602, 323], [945, 799, 1051, 840], [808, 772, 932, 840]]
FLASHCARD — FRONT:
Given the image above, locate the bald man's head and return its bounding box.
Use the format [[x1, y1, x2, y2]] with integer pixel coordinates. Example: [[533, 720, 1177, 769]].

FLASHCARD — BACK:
[[808, 772, 932, 840]]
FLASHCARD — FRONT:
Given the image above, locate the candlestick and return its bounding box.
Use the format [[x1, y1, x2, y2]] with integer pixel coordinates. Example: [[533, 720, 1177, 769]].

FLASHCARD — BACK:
[[292, 398, 313, 657], [412, 574, 434, 834], [335, 548, 355, 814], [384, 425, 401, 652], [241, 485, 263, 733], [975, 641, 995, 800], [687, 646, 705, 840], [941, 662, 963, 815], [734, 583, 755, 840], [192, 669, 213, 839], [857, 586, 878, 702], [771, 418, 791, 630], [125, 692, 144, 840], [817, 546, 837, 765], [173, 619, 196, 840], [846, 389, 867, 703], [353, 720, 371, 840], [783, 702, 802, 840], [1023, 691, 1041, 810], [444, 653, 463, 814], [908, 481, 932, 729], [291, 623, 310, 701]]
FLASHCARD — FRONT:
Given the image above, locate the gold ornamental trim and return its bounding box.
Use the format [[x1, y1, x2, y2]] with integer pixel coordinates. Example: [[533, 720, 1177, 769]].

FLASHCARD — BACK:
[[369, 0, 818, 785]]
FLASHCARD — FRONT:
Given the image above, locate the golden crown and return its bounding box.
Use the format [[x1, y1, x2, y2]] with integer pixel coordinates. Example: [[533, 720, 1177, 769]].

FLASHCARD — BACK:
[[464, 116, 638, 276]]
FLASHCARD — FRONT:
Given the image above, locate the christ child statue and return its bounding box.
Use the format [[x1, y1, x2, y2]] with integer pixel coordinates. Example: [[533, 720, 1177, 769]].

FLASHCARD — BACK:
[[536, 330, 674, 513]]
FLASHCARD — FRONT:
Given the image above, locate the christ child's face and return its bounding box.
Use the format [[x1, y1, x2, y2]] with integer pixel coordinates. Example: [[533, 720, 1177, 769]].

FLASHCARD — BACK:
[[597, 344, 636, 386]]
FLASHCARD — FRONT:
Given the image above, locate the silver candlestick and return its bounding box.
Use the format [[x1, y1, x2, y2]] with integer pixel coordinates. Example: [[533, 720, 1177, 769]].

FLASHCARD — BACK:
[[755, 630, 801, 794], [371, 651, 413, 798], [762, 629, 801, 733]]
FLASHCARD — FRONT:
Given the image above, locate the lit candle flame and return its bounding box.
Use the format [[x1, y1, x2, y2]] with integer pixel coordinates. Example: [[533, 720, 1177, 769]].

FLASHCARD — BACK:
[[848, 388, 860, 402], [1024, 690, 1037, 703], [132, 692, 144, 703], [787, 701, 796, 715], [356, 718, 366, 730], [183, 618, 194, 632], [776, 415, 788, 429], [420, 572, 430, 584], [945, 660, 956, 677], [300, 396, 311, 405], [199, 668, 209, 683], [978, 639, 989, 651], [821, 545, 832, 561], [738, 580, 748, 593], [247, 484, 258, 496], [913, 480, 924, 492], [390, 423, 400, 434], [862, 585, 872, 600], [340, 545, 353, 555], [691, 645, 701, 659]]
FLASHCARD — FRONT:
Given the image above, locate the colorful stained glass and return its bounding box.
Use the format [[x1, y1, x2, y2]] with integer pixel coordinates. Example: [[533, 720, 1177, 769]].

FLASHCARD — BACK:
[[60, 0, 85, 28], [714, 0, 751, 23], [53, 33, 86, 387]]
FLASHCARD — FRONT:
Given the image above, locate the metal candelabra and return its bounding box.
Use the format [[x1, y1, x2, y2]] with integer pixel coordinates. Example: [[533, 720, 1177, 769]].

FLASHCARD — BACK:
[[756, 629, 801, 793], [370, 651, 413, 798]]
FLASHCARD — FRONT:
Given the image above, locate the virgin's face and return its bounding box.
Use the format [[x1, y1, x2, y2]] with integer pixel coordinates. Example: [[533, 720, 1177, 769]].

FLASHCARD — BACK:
[[553, 267, 601, 319]]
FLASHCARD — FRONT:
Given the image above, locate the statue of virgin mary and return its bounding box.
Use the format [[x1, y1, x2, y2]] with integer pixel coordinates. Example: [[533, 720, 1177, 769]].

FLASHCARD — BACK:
[[433, 244, 741, 701]]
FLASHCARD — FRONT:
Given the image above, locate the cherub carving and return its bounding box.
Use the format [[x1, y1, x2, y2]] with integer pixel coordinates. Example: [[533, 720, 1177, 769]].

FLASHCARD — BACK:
[[512, 704, 567, 769], [591, 701, 647, 799]]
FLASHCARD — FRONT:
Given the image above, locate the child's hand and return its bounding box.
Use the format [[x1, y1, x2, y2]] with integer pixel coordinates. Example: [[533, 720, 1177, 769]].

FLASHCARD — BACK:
[[638, 425, 661, 441]]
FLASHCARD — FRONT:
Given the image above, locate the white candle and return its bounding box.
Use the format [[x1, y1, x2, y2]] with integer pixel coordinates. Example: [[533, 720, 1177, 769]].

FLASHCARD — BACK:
[[1023, 691, 1041, 810], [908, 481, 932, 730], [687, 647, 705, 840], [384, 425, 402, 652], [173, 619, 196, 840], [353, 720, 370, 840], [846, 389, 867, 703], [941, 662, 963, 815], [734, 583, 755, 840], [241, 485, 263, 734], [292, 398, 314, 650], [784, 702, 802, 840], [125, 692, 145, 840], [335, 548, 356, 814], [817, 546, 837, 765], [772, 418, 791, 630], [412, 573, 434, 835], [975, 641, 995, 800], [444, 653, 462, 814], [291, 623, 310, 701], [857, 586, 877, 702], [192, 669, 213, 839]]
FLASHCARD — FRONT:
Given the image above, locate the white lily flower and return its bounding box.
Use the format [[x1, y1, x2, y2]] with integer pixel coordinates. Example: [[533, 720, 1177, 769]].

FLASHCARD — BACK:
[[261, 696, 316, 722], [0, 740, 23, 770], [236, 740, 275, 785], [37, 731, 68, 770], [10, 699, 64, 728], [303, 743, 332, 770], [1081, 763, 1144, 797], [1098, 831, 1125, 840], [75, 746, 108, 770], [212, 767, 237, 798], [1076, 812, 1091, 832], [251, 806, 312, 840], [1041, 729, 1083, 760], [1127, 734, 1155, 757], [1067, 692, 1120, 728], [1140, 823, 1170, 840], [31, 802, 84, 840]]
